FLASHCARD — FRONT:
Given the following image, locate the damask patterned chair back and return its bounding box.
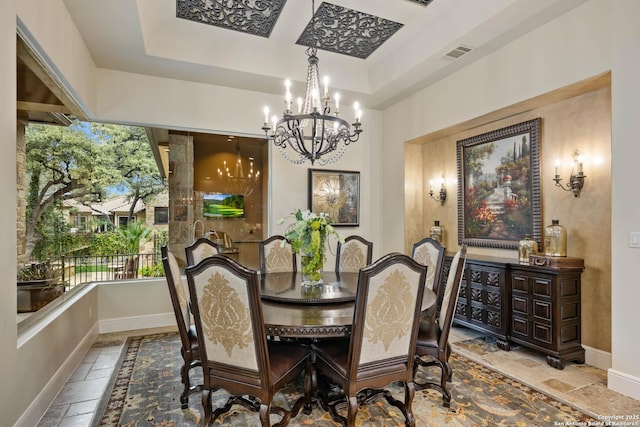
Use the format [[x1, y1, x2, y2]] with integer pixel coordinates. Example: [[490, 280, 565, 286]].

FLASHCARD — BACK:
[[413, 245, 467, 407], [161, 246, 201, 408], [259, 235, 297, 273], [186, 255, 311, 426], [185, 237, 220, 266], [311, 252, 426, 426], [437, 246, 467, 336], [335, 235, 373, 273], [411, 237, 446, 311]]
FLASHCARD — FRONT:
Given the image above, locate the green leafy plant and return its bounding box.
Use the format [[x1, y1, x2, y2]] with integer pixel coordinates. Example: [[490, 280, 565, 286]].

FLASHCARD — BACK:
[[141, 262, 164, 277], [17, 261, 63, 284], [117, 222, 152, 254], [278, 209, 343, 282]]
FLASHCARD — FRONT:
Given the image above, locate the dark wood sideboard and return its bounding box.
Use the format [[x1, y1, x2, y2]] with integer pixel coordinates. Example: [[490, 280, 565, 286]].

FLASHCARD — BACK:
[[443, 254, 585, 369]]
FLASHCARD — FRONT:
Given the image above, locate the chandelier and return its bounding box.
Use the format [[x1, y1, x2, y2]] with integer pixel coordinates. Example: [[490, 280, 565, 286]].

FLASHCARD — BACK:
[[261, 0, 363, 165], [216, 137, 260, 197]]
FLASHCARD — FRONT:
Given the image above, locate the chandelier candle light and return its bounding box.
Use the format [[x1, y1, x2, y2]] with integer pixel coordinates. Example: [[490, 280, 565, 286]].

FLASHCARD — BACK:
[[262, 0, 363, 165], [216, 137, 260, 197]]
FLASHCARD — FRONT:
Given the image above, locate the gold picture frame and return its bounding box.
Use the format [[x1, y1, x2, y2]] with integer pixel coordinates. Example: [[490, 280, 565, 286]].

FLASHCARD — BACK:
[[457, 118, 542, 249], [308, 169, 360, 226]]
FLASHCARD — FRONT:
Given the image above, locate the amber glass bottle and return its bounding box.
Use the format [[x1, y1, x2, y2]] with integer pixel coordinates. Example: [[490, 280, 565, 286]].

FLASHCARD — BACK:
[[544, 219, 567, 257]]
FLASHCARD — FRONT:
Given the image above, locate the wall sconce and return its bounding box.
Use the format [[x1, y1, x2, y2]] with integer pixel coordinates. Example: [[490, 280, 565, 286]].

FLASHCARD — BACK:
[[553, 150, 586, 198], [429, 176, 447, 205]]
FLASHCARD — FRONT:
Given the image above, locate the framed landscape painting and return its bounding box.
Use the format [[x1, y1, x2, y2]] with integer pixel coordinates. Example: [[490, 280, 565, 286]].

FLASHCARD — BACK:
[[308, 169, 359, 226], [456, 118, 542, 249]]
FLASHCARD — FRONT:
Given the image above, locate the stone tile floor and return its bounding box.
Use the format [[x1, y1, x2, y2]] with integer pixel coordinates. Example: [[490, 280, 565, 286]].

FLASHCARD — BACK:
[[36, 325, 640, 426]]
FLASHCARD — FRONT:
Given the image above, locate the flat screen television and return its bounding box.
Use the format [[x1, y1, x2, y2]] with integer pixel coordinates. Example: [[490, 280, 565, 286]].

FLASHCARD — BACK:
[[203, 193, 245, 218]]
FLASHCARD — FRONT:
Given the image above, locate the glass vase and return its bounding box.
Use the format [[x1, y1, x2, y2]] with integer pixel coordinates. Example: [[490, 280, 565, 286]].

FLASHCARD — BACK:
[[429, 220, 444, 244], [518, 234, 538, 264], [301, 253, 324, 285], [544, 219, 567, 257]]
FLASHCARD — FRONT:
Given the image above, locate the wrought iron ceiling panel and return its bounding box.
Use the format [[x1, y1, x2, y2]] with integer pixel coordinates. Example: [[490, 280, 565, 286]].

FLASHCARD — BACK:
[[176, 0, 287, 38], [409, 0, 434, 5], [296, 2, 403, 59]]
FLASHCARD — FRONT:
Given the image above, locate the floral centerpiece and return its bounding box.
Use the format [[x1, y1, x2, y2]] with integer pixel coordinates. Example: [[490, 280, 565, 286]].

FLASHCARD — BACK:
[[278, 209, 343, 284]]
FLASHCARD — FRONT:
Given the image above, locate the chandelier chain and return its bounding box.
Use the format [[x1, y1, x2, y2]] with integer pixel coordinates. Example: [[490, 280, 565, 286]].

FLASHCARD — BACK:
[[261, 0, 362, 165]]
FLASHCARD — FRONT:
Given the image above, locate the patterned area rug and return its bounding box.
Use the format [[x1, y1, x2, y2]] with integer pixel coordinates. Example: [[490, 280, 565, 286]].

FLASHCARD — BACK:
[[94, 332, 596, 426]]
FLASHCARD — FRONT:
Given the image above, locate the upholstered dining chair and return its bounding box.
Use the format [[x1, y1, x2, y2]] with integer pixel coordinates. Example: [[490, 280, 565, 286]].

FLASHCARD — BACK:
[[334, 235, 373, 273], [161, 246, 202, 409], [186, 255, 311, 426], [259, 235, 297, 273], [311, 252, 427, 427], [413, 245, 467, 407], [185, 237, 220, 266], [411, 237, 446, 313]]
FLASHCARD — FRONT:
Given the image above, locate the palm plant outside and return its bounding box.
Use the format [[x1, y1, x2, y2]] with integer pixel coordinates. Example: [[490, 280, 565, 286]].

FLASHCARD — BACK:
[[117, 222, 152, 254]]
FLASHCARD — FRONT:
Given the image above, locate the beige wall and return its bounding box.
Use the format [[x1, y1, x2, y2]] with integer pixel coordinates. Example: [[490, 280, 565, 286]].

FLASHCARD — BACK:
[[406, 85, 612, 352], [384, 0, 640, 398], [1, 0, 18, 423], [610, 0, 640, 398]]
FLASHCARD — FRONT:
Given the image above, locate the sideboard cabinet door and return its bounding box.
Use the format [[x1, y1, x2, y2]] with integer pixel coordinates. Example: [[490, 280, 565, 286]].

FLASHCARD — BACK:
[[510, 264, 585, 369], [443, 254, 585, 369], [446, 255, 511, 350]]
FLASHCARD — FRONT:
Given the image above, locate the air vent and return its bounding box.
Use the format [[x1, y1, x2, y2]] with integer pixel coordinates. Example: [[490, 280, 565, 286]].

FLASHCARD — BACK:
[[444, 45, 473, 60]]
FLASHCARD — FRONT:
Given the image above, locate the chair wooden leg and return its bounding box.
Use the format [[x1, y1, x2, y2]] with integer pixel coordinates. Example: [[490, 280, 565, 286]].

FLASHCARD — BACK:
[[346, 395, 358, 427], [414, 356, 452, 407], [404, 381, 416, 427], [259, 403, 271, 427], [202, 389, 212, 426], [440, 363, 452, 408], [179, 356, 190, 408]]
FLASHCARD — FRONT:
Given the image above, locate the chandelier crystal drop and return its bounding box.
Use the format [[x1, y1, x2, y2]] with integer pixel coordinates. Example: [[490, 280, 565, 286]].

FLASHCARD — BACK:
[[261, 0, 362, 165]]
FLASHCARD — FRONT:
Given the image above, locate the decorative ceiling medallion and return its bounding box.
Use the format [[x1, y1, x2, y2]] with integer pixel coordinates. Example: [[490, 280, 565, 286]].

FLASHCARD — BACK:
[[296, 2, 403, 59], [176, 0, 287, 38], [409, 0, 434, 5]]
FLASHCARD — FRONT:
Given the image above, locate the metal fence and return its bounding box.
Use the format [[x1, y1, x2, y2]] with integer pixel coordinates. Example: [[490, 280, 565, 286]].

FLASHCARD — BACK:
[[57, 253, 164, 289]]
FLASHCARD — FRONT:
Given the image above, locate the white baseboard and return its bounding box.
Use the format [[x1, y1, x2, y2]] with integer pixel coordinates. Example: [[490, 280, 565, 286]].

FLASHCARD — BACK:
[[608, 368, 640, 401], [14, 322, 99, 427], [98, 312, 176, 333], [583, 344, 612, 370], [579, 345, 640, 401]]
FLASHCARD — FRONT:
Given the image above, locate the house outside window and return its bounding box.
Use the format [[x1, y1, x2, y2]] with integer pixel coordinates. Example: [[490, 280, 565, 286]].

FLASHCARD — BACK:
[[76, 215, 88, 232], [118, 216, 135, 228], [154, 207, 168, 224]]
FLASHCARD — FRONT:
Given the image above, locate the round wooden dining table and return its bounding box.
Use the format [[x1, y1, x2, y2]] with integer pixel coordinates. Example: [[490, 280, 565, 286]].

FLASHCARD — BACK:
[[260, 271, 437, 339]]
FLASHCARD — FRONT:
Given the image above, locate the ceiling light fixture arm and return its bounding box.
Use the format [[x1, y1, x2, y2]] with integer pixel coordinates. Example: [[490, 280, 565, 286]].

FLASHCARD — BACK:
[[260, 0, 363, 165]]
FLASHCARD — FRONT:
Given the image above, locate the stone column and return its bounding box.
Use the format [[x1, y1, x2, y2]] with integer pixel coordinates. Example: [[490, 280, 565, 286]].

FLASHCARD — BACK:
[[16, 112, 28, 266], [167, 133, 194, 265]]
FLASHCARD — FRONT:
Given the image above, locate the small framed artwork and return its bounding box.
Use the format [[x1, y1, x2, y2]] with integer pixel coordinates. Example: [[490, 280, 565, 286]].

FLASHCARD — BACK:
[[308, 169, 360, 226], [457, 118, 542, 249]]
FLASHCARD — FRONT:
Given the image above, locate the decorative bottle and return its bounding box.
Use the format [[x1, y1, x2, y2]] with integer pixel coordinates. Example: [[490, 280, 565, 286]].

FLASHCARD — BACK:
[[544, 219, 567, 257], [429, 220, 444, 244], [518, 234, 538, 264]]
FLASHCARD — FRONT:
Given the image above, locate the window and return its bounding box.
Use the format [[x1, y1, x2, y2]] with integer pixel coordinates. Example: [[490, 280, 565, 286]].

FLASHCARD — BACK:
[[118, 215, 130, 228], [154, 207, 169, 224], [77, 215, 88, 232]]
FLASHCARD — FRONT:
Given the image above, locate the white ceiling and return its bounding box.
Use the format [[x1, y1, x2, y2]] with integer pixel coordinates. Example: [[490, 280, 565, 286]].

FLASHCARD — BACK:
[[62, 0, 587, 111]]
